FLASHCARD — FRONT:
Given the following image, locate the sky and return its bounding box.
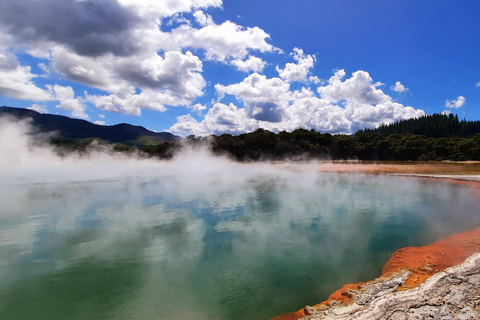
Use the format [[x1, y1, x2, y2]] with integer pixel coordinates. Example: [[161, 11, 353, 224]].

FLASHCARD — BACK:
[[0, 0, 479, 136]]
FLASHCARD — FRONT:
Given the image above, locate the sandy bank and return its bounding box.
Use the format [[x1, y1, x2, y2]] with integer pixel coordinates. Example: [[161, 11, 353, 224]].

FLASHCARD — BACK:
[[317, 161, 480, 176]]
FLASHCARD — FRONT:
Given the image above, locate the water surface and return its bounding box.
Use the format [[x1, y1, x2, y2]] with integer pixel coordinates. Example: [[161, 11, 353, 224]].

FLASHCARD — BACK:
[[1, 166, 479, 320]]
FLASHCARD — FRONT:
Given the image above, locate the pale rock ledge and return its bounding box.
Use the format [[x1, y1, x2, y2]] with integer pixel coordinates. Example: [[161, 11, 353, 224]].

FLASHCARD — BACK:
[[299, 253, 480, 320]]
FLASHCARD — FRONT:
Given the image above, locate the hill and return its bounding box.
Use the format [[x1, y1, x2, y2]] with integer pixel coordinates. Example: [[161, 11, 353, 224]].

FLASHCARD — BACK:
[[0, 106, 179, 145]]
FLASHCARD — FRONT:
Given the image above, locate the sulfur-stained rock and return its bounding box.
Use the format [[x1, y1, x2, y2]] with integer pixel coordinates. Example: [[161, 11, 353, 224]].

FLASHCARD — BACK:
[[297, 253, 480, 320]]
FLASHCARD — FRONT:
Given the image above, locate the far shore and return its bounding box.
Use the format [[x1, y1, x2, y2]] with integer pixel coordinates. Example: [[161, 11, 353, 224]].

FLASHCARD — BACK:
[[315, 161, 480, 181]]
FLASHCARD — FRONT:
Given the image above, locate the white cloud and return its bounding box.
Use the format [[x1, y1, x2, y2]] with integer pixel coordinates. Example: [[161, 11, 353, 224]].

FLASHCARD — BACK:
[[169, 114, 205, 136], [37, 63, 51, 77], [190, 103, 207, 115], [0, 0, 286, 121], [171, 70, 425, 136], [114, 51, 205, 98], [86, 89, 187, 116], [231, 55, 267, 73], [476, 82, 480, 88], [52, 48, 206, 98], [51, 46, 126, 93], [0, 0, 223, 116], [276, 48, 316, 83], [308, 76, 322, 84], [0, 0, 222, 58], [445, 95, 466, 109], [94, 120, 106, 126], [391, 81, 409, 93], [0, 63, 53, 101], [193, 10, 215, 27], [118, 0, 222, 19], [0, 0, 428, 134], [0, 44, 53, 101], [48, 84, 88, 119], [170, 103, 257, 136], [215, 73, 291, 122], [318, 69, 389, 105], [28, 104, 48, 113], [160, 17, 279, 62]]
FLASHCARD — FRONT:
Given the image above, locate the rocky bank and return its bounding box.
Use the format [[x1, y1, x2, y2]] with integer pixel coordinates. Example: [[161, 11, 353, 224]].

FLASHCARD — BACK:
[[272, 227, 480, 320]]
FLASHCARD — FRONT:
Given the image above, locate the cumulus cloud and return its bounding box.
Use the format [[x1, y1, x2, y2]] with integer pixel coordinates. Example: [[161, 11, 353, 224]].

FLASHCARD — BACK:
[[86, 89, 189, 116], [190, 103, 207, 115], [94, 120, 106, 126], [115, 51, 205, 97], [118, 0, 223, 19], [170, 103, 257, 136], [51, 39, 205, 98], [231, 55, 267, 73], [171, 69, 425, 136], [68, 47, 207, 115], [276, 48, 317, 83], [193, 10, 215, 27], [0, 44, 53, 101], [391, 81, 409, 93], [0, 0, 427, 133], [160, 13, 279, 62], [215, 73, 290, 122], [51, 47, 124, 93], [48, 85, 88, 119], [0, 0, 283, 119], [0, 0, 222, 58], [476, 82, 480, 88], [0, 1, 219, 115], [28, 104, 49, 114], [318, 69, 389, 105], [0, 63, 53, 101], [445, 96, 466, 109], [0, 0, 141, 58]]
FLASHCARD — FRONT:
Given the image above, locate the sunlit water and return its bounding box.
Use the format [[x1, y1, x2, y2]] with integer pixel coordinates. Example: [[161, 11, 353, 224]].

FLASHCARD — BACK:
[[1, 166, 480, 320]]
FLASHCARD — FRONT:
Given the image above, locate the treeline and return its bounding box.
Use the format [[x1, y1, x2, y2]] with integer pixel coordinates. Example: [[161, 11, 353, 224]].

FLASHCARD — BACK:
[[358, 113, 480, 138], [49, 112, 480, 162], [139, 129, 480, 161]]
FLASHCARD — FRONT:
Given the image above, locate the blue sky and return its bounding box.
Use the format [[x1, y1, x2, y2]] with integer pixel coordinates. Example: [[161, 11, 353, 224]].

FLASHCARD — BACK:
[[0, 0, 478, 136]]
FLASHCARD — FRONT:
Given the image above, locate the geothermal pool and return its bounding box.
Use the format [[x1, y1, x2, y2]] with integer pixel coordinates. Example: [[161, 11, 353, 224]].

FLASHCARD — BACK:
[[1, 166, 480, 320]]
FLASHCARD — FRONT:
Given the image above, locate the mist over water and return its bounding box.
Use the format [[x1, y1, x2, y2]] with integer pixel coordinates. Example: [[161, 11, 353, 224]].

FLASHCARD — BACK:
[[1, 118, 480, 320]]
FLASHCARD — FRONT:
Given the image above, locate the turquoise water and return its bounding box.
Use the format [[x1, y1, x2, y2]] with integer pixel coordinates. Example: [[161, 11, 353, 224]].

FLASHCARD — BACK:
[[0, 168, 479, 320]]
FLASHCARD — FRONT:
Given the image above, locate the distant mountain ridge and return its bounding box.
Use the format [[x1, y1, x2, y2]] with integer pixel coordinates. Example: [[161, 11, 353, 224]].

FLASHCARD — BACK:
[[0, 106, 179, 145]]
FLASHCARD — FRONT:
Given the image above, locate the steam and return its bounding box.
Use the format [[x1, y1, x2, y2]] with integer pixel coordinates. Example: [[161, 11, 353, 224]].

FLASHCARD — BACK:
[[0, 117, 221, 184], [1, 117, 480, 320]]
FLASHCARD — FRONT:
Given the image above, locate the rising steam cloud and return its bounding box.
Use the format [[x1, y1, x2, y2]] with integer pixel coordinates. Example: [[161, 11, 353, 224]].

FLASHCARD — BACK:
[[0, 116, 305, 185]]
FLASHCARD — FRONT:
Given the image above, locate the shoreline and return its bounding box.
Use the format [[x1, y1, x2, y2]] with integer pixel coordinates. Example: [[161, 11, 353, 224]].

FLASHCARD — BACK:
[[270, 164, 480, 320]]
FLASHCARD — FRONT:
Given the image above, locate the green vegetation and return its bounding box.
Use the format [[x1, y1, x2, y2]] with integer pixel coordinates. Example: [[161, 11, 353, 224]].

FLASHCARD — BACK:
[[7, 106, 480, 162], [142, 114, 480, 161], [358, 113, 480, 138], [137, 130, 480, 162]]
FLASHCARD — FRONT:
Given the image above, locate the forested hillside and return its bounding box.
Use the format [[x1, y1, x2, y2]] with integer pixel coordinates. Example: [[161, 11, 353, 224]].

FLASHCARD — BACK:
[[3, 106, 480, 161], [358, 113, 480, 138], [0, 106, 179, 145], [143, 114, 480, 161], [143, 128, 480, 162]]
